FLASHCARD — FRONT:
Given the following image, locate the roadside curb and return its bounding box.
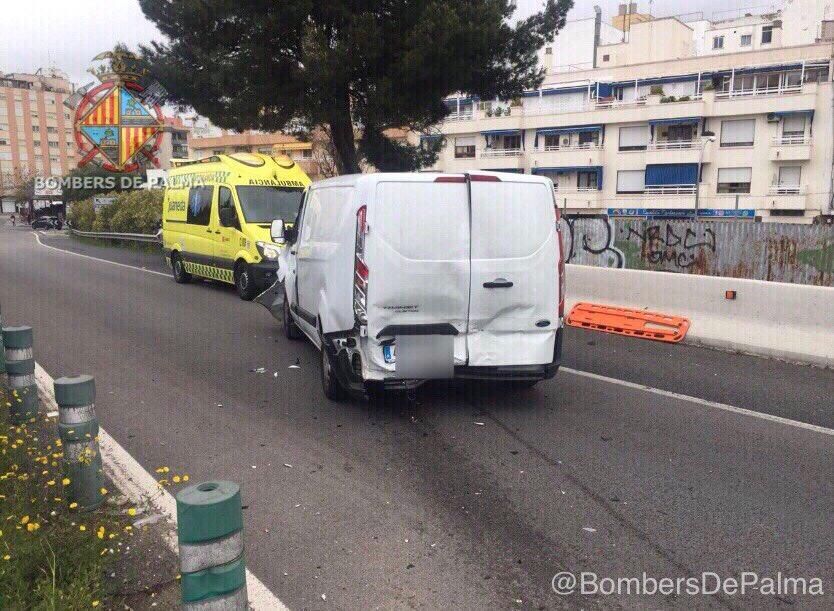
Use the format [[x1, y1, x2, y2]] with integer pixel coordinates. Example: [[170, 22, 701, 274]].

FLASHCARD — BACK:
[[34, 362, 289, 611]]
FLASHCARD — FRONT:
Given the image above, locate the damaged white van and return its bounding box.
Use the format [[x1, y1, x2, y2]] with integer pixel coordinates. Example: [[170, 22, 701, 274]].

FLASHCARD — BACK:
[[258, 172, 565, 400]]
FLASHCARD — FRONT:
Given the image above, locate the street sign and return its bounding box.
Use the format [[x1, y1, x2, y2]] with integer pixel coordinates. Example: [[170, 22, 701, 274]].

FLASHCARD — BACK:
[[94, 196, 116, 210]]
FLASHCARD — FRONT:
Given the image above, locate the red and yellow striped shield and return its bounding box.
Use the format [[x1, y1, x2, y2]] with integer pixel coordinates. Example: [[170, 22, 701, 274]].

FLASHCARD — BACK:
[[82, 87, 120, 126], [119, 126, 159, 165]]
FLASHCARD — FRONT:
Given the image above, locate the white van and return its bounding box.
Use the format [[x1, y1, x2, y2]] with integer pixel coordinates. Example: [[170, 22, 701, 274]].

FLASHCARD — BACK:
[[259, 172, 565, 400]]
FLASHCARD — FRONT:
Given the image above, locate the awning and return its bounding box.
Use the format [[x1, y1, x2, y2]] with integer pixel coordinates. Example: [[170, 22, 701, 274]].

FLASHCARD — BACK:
[[533, 166, 603, 189], [770, 109, 815, 120], [536, 124, 602, 136], [645, 163, 698, 186], [480, 129, 521, 137], [648, 117, 701, 127]]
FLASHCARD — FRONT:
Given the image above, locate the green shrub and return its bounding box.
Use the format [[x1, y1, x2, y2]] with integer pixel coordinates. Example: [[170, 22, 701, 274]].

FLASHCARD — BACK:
[[109, 190, 163, 234], [67, 199, 95, 231], [650, 85, 664, 95]]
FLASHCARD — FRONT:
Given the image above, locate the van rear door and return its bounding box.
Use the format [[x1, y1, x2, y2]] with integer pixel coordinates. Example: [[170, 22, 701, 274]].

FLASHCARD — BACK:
[[467, 176, 558, 366], [367, 178, 470, 364]]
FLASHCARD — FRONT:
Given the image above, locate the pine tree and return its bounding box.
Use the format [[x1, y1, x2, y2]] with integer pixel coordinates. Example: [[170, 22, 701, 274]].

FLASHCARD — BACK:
[[139, 0, 572, 174]]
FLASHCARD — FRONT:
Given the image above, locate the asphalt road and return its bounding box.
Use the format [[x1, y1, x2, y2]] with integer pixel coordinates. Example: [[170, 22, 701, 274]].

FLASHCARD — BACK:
[[2, 225, 833, 610]]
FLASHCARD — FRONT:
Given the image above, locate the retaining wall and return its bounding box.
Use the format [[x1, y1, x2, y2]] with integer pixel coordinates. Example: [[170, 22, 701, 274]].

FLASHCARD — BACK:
[[566, 264, 834, 367]]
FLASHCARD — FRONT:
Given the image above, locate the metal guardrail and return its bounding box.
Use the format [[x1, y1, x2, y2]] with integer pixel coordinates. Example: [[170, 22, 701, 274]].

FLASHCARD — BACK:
[[69, 227, 162, 244]]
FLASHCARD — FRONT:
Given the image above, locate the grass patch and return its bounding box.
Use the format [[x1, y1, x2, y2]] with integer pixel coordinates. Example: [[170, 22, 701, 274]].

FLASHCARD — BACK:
[[0, 385, 135, 610]]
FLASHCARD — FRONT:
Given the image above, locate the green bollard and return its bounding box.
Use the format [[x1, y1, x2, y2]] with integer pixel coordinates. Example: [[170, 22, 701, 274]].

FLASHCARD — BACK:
[[54, 375, 104, 512], [3, 326, 38, 424], [176, 481, 248, 609]]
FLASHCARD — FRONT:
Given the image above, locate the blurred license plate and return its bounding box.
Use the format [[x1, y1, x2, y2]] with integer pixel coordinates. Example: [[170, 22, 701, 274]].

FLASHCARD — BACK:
[[394, 335, 454, 379]]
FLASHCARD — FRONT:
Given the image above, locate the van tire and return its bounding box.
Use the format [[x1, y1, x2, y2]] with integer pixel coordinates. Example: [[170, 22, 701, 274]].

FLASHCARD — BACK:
[[283, 291, 302, 340], [234, 262, 258, 301], [320, 337, 348, 401], [171, 253, 191, 284]]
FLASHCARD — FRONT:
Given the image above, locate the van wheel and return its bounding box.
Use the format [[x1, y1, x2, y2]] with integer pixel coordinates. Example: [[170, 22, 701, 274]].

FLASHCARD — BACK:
[[320, 340, 347, 401], [283, 291, 302, 340], [234, 262, 258, 301], [171, 253, 191, 284]]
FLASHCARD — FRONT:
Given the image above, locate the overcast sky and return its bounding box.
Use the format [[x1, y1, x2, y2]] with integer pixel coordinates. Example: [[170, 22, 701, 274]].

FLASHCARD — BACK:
[[1, 0, 781, 88]]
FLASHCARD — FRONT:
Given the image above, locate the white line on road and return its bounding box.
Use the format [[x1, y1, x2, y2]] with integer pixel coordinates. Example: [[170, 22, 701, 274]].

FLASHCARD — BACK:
[[33, 232, 170, 277], [562, 366, 834, 438], [30, 231, 833, 439], [34, 363, 289, 611]]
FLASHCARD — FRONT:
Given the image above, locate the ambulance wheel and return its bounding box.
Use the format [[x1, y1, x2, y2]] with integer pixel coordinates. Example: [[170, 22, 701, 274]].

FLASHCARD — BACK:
[[283, 291, 302, 340], [171, 253, 191, 284], [320, 339, 347, 401], [234, 262, 258, 301]]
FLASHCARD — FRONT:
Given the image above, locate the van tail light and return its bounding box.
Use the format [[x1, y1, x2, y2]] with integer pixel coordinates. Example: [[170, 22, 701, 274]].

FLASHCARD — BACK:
[[354, 205, 368, 325], [557, 220, 566, 319]]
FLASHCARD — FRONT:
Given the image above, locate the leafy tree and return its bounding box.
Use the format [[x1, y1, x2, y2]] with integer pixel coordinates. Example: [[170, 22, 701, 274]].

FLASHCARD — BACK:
[[138, 0, 571, 174], [67, 199, 96, 231]]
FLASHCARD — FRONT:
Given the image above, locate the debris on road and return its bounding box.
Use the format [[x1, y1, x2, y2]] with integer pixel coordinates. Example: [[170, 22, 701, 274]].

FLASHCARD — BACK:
[[582, 527, 597, 533], [250, 367, 266, 374]]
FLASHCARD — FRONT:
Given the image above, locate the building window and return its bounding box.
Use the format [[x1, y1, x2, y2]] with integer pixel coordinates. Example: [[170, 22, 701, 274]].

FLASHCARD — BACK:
[[545, 47, 552, 55], [577, 170, 599, 190], [578, 131, 600, 146], [503, 134, 521, 150], [0, 139, 6, 146], [782, 115, 806, 136], [717, 167, 752, 193], [543, 134, 560, 150], [32, 126, 39, 133], [761, 25, 773, 44], [740, 34, 752, 46], [603, 54, 610, 62], [617, 170, 645, 194], [720, 119, 755, 147], [712, 36, 724, 50], [33, 140, 41, 147], [454, 136, 476, 158], [777, 166, 801, 189], [619, 125, 649, 151]]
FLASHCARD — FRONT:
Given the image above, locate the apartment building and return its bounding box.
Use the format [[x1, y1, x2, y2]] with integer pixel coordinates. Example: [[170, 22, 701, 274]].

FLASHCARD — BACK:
[[188, 129, 321, 180], [428, 5, 834, 223], [0, 70, 77, 212]]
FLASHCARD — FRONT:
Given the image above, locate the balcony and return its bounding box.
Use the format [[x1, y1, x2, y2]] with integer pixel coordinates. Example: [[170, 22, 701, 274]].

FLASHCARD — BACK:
[[769, 135, 811, 161], [715, 84, 802, 100], [646, 140, 703, 151], [480, 148, 523, 158], [445, 111, 474, 122], [532, 142, 603, 167], [768, 184, 803, 195], [553, 188, 602, 210], [644, 184, 697, 195], [765, 186, 807, 210]]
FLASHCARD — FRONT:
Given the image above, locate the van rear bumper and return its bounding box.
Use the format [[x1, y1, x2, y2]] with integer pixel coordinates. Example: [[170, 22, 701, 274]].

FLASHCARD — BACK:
[[452, 327, 563, 381]]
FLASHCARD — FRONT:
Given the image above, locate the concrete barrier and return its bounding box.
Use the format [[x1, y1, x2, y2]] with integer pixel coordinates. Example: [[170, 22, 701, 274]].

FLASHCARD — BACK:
[[566, 264, 834, 368]]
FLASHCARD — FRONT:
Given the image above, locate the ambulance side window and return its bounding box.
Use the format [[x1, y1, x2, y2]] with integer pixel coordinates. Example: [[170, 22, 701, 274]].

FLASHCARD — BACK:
[[218, 187, 240, 230], [187, 186, 213, 226]]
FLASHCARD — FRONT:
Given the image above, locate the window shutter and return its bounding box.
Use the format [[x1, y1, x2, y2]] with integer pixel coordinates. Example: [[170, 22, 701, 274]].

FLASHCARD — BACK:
[[619, 126, 649, 148], [617, 170, 645, 192], [455, 136, 476, 147], [782, 115, 805, 134], [717, 167, 752, 183], [778, 166, 801, 185], [720, 119, 755, 145]]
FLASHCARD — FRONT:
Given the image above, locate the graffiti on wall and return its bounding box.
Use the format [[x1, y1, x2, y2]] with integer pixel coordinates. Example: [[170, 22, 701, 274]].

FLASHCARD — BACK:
[[561, 216, 834, 286]]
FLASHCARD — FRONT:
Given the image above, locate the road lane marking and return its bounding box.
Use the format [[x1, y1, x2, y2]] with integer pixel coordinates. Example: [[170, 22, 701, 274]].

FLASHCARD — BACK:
[[34, 363, 289, 611], [562, 366, 834, 438], [33, 232, 170, 277]]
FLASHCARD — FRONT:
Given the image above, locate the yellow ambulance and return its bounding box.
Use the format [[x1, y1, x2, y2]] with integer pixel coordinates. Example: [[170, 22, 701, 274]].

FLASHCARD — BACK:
[[162, 153, 311, 300]]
